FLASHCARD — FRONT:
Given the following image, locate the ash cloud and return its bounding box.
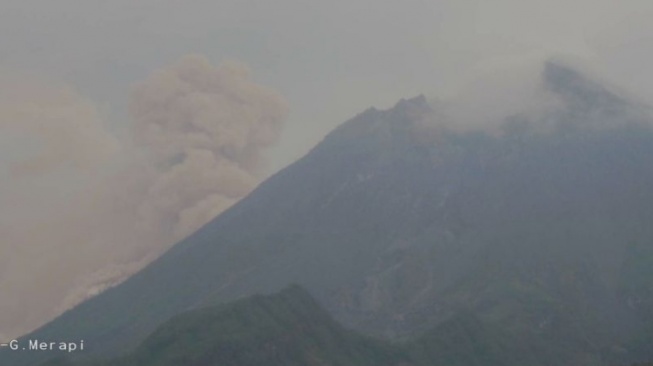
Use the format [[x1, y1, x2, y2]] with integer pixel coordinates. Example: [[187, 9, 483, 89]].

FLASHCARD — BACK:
[[0, 74, 120, 176], [130, 55, 288, 238], [0, 55, 288, 339]]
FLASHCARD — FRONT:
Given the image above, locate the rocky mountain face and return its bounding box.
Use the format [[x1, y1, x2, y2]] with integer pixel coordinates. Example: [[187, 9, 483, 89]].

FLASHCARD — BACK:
[[4, 61, 653, 366]]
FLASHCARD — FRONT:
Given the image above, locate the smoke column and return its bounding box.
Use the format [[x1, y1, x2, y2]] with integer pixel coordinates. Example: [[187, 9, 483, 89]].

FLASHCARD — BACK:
[[0, 55, 288, 339]]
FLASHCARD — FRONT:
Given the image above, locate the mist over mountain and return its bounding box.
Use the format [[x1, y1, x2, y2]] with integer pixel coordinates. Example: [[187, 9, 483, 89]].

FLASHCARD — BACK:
[[4, 60, 653, 366]]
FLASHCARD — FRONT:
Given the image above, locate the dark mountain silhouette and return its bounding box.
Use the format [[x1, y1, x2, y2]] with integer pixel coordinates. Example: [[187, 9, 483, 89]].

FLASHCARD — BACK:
[[5, 61, 653, 366], [39, 286, 545, 366]]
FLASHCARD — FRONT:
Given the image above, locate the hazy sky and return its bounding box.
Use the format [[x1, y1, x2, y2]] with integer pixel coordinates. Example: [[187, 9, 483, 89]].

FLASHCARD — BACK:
[[0, 0, 651, 168], [2, 0, 653, 339]]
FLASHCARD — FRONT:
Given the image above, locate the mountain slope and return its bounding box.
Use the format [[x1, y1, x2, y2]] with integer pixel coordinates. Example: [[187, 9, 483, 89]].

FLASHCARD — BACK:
[[5, 61, 653, 366]]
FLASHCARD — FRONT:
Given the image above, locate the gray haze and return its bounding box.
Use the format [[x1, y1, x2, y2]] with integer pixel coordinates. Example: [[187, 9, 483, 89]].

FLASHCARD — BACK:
[[1, 0, 653, 340], [0, 55, 287, 339]]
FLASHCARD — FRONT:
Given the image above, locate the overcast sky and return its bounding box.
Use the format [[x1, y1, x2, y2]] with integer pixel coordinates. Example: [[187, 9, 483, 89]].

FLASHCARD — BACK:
[[0, 0, 651, 168], [2, 0, 653, 340]]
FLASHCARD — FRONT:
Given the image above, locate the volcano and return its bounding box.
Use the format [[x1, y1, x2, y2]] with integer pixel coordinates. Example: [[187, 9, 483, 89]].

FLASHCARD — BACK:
[[5, 61, 653, 366]]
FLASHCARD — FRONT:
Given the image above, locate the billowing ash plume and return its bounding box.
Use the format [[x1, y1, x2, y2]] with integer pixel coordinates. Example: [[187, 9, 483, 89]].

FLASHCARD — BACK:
[[0, 75, 120, 340], [0, 74, 120, 175], [0, 55, 288, 339], [130, 55, 288, 238]]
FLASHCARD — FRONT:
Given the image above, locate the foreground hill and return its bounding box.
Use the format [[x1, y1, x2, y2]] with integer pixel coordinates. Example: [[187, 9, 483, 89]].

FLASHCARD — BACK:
[[5, 61, 653, 365], [43, 286, 548, 366]]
